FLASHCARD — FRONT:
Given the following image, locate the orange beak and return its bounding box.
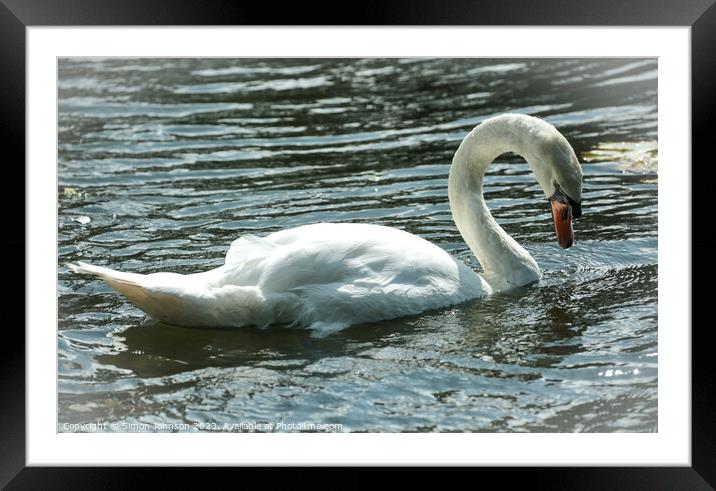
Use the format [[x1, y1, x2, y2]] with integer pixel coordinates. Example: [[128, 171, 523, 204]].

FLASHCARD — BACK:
[[550, 200, 574, 249]]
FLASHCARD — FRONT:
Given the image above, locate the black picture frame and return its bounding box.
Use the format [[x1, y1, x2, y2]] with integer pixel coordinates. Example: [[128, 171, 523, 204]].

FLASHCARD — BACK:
[[2, 0, 713, 487]]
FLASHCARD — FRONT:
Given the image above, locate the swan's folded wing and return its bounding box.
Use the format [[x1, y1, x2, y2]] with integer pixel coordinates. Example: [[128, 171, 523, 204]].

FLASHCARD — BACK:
[[225, 234, 278, 266]]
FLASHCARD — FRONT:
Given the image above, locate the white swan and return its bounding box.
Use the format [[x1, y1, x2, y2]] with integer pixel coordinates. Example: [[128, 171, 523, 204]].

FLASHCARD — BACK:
[[69, 114, 583, 335]]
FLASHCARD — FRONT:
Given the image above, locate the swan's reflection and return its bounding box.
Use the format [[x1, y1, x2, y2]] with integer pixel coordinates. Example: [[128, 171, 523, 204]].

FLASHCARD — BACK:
[[96, 316, 420, 378]]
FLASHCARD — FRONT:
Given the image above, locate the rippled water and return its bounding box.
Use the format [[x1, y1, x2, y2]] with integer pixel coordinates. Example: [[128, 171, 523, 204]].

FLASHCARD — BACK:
[[58, 58, 658, 432]]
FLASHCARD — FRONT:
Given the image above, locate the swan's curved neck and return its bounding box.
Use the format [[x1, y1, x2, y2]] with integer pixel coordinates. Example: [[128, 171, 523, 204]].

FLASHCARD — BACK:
[[448, 116, 543, 291]]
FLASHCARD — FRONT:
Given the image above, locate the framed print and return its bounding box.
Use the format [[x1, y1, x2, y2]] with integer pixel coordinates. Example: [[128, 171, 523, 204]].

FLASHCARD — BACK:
[[4, 0, 714, 487]]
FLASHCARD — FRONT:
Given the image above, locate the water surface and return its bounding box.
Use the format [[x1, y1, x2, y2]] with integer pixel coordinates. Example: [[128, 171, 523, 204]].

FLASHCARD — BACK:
[[58, 58, 658, 432]]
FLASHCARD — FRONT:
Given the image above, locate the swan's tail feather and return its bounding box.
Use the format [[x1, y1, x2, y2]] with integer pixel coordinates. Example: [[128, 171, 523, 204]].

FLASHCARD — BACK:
[[69, 261, 133, 279], [68, 261, 146, 293], [67, 261, 181, 320], [67, 261, 271, 327]]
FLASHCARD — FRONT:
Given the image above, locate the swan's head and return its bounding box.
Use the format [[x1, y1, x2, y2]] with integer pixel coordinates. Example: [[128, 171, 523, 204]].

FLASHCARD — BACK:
[[451, 113, 583, 250], [526, 119, 583, 249]]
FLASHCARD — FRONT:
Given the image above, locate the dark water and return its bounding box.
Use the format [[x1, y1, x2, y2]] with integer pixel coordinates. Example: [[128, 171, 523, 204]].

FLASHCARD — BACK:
[[58, 58, 658, 432]]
